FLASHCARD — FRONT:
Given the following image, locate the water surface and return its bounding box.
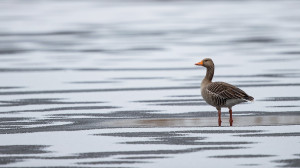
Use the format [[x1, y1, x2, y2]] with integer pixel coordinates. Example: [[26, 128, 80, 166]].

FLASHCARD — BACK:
[[1, 0, 300, 167]]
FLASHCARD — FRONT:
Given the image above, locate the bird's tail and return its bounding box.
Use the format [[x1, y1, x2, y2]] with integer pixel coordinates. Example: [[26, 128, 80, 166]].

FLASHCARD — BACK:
[[245, 96, 254, 102]]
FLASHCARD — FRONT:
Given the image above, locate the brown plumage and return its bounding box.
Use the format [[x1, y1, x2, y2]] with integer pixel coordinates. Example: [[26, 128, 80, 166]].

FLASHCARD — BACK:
[[195, 58, 253, 126]]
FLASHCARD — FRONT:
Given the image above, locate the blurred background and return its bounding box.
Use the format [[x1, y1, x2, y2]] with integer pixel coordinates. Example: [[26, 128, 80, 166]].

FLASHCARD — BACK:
[[1, 0, 300, 167]]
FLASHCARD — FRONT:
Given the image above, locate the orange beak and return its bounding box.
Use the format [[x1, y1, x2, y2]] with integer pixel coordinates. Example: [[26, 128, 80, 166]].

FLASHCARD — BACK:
[[195, 60, 203, 66]]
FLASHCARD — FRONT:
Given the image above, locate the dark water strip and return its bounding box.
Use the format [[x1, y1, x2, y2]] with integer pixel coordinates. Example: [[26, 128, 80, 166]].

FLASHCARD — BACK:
[[210, 154, 275, 158], [3, 106, 118, 113]]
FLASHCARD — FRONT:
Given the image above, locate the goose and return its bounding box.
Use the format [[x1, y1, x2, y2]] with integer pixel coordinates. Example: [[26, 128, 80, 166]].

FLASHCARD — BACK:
[[195, 58, 253, 126]]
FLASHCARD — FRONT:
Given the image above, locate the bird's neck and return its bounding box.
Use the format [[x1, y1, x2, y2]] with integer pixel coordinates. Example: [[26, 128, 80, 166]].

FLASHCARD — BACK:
[[205, 65, 214, 81], [202, 65, 214, 86]]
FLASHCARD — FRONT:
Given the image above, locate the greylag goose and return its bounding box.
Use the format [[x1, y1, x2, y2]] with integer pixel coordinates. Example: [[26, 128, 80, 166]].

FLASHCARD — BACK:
[[195, 58, 253, 126]]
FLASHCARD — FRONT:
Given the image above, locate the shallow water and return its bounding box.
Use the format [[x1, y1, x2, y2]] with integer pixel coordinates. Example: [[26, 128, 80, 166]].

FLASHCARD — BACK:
[[1, 0, 300, 167]]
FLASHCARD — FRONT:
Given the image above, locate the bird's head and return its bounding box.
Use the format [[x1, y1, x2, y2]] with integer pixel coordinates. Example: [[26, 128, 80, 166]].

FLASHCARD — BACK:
[[195, 58, 214, 68]]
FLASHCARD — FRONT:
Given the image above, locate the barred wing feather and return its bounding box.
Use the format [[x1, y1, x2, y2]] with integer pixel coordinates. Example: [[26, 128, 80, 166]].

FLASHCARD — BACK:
[[206, 82, 252, 101]]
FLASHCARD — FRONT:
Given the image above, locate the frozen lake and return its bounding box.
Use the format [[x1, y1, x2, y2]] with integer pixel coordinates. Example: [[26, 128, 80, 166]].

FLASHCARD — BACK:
[[1, 0, 300, 167]]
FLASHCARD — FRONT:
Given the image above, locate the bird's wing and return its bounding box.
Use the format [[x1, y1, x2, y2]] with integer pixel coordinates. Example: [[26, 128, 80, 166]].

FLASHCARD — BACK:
[[206, 82, 249, 100]]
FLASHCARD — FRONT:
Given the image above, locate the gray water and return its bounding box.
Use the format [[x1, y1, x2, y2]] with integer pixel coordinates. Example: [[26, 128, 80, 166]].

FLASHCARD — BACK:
[[1, 0, 300, 167]]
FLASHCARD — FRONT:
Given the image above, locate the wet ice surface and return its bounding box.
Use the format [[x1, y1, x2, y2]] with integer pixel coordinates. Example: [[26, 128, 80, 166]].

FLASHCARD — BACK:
[[1, 0, 300, 167]]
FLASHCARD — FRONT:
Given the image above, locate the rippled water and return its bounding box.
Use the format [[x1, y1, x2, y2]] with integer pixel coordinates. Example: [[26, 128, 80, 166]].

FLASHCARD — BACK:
[[1, 0, 300, 167]]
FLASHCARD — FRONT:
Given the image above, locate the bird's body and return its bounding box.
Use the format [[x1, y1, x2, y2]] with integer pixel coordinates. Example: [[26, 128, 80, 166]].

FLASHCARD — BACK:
[[195, 58, 253, 126], [201, 81, 253, 109]]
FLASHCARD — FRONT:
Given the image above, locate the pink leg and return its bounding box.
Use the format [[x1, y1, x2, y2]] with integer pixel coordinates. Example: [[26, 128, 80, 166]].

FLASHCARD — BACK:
[[229, 109, 233, 126], [218, 109, 222, 126]]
